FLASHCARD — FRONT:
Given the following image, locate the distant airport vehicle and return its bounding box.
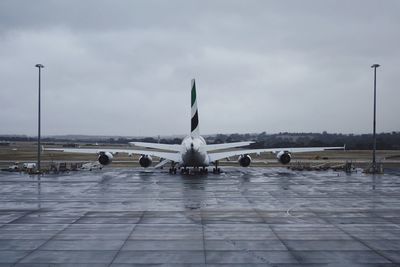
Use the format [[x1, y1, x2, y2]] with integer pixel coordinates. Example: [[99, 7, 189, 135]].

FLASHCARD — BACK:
[[45, 79, 344, 174], [22, 163, 36, 172], [1, 163, 20, 172]]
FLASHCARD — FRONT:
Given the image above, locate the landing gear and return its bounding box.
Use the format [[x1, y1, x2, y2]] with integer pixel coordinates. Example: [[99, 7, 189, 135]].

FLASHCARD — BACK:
[[213, 168, 221, 174], [212, 161, 221, 174], [169, 162, 177, 174], [179, 166, 208, 175], [181, 167, 189, 175], [201, 167, 208, 174]]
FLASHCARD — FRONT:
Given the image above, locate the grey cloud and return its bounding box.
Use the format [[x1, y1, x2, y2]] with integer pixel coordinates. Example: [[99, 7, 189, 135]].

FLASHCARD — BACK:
[[0, 0, 399, 136]]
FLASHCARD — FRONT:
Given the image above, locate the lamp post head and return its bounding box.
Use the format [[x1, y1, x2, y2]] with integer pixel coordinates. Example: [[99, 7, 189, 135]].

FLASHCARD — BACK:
[[371, 64, 380, 68], [35, 64, 44, 68]]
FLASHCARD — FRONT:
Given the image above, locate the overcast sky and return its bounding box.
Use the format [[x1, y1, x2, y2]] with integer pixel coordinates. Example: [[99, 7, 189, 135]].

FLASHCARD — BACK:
[[0, 0, 399, 136]]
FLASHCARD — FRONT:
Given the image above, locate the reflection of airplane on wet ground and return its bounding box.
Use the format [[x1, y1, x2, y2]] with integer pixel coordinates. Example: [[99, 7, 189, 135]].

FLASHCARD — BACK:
[[45, 79, 344, 174]]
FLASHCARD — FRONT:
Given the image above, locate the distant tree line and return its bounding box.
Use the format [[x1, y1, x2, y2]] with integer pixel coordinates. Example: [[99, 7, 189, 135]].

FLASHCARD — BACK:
[[243, 132, 400, 150], [1, 132, 399, 150]]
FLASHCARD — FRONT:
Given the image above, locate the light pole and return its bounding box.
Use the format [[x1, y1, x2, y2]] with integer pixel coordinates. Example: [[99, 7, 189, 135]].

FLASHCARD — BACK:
[[35, 64, 44, 172], [371, 64, 380, 173]]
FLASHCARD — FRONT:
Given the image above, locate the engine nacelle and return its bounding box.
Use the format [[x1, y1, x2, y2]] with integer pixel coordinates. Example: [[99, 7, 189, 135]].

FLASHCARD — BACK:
[[98, 152, 113, 165], [139, 155, 152, 168], [238, 154, 252, 167], [277, 151, 291, 164]]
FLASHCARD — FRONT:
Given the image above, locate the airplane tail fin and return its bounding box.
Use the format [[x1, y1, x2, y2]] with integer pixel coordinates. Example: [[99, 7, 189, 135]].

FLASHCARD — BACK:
[[191, 79, 200, 137]]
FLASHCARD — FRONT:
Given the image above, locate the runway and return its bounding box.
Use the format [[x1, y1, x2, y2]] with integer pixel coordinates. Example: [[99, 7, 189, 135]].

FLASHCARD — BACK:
[[0, 167, 400, 266]]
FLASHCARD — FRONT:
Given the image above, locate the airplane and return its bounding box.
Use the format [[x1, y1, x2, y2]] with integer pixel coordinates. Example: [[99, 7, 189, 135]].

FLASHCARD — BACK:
[[45, 79, 344, 174]]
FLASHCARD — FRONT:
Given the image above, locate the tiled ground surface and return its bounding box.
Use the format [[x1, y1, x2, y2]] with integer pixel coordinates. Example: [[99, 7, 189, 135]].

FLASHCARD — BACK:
[[0, 167, 399, 266]]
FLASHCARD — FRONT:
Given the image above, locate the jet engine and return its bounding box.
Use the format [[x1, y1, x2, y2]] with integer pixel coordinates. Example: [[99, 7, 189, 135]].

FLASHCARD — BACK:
[[98, 152, 113, 165], [139, 155, 152, 168], [238, 154, 252, 167], [277, 151, 291, 164]]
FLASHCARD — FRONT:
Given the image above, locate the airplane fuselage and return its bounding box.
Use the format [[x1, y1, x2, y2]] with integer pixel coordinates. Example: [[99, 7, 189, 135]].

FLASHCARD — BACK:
[[180, 135, 210, 167]]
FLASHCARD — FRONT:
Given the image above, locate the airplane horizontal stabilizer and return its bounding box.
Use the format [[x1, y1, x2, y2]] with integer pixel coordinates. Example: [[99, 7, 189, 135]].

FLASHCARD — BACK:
[[129, 142, 181, 152], [204, 141, 254, 152]]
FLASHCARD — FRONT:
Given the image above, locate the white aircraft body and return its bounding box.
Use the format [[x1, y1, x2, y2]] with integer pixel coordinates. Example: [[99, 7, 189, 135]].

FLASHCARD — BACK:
[[46, 79, 344, 174]]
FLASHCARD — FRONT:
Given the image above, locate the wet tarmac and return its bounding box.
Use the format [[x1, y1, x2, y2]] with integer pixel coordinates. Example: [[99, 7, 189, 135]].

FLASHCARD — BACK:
[[0, 167, 400, 266]]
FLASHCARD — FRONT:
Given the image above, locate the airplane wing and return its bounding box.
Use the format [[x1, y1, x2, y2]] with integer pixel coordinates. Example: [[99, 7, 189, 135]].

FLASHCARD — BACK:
[[204, 141, 254, 152], [208, 146, 345, 162], [45, 147, 182, 162], [129, 142, 181, 152]]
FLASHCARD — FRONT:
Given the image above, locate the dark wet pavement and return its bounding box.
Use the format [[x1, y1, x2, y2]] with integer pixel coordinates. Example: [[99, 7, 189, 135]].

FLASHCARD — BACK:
[[0, 167, 400, 266]]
